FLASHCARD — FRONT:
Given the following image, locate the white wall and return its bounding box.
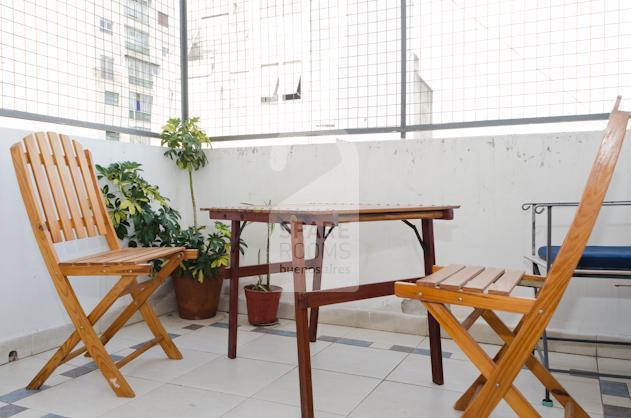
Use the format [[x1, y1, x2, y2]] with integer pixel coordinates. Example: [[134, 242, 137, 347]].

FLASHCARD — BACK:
[[197, 130, 631, 340], [1, 126, 630, 364]]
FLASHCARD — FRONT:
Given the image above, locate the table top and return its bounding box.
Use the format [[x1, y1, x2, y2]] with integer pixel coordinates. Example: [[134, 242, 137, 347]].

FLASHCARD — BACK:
[[201, 203, 459, 224]]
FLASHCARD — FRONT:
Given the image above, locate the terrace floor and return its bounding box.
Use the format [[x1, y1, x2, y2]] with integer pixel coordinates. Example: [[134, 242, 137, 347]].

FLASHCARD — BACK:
[[0, 313, 628, 418]]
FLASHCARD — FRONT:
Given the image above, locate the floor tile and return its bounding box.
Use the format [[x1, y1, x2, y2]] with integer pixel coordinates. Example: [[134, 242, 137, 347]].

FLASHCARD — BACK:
[[11, 409, 66, 418], [386, 355, 480, 392], [416, 337, 499, 361], [602, 394, 631, 408], [174, 356, 293, 397], [100, 384, 246, 418], [237, 334, 330, 365], [311, 343, 407, 379], [173, 326, 263, 355], [116, 346, 219, 382], [15, 372, 161, 418], [348, 380, 514, 418], [34, 337, 138, 368], [342, 328, 424, 348], [221, 398, 343, 418], [275, 321, 356, 339], [0, 358, 73, 395], [253, 368, 380, 416]]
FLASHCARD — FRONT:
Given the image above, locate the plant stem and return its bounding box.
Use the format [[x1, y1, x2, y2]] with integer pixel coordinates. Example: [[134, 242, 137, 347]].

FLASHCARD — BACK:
[[188, 168, 197, 228], [266, 223, 271, 289]]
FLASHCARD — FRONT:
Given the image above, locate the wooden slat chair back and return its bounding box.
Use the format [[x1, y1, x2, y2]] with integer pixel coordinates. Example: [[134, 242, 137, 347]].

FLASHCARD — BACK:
[[395, 97, 630, 418], [11, 132, 194, 398]]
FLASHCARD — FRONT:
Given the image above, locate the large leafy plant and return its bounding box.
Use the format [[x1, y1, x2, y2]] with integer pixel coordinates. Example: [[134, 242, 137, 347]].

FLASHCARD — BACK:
[[96, 161, 180, 247], [160, 117, 210, 227]]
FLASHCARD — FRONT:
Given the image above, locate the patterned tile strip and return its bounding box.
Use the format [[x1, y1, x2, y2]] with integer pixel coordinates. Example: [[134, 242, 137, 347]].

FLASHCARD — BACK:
[[182, 324, 205, 330], [0, 386, 50, 403], [601, 380, 631, 398], [390, 344, 453, 358], [603, 404, 631, 417], [0, 404, 27, 418]]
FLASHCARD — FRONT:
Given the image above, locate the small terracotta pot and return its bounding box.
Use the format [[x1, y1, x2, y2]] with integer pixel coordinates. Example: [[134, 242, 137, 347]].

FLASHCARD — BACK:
[[244, 285, 283, 325], [173, 268, 225, 320]]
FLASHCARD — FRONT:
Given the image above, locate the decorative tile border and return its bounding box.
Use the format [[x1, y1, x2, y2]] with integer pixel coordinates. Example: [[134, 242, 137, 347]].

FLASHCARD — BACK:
[[0, 404, 27, 418], [0, 387, 49, 404]]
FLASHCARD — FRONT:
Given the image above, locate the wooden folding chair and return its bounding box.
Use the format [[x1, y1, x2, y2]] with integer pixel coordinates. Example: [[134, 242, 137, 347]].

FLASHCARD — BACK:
[[395, 97, 630, 418], [11, 132, 196, 397]]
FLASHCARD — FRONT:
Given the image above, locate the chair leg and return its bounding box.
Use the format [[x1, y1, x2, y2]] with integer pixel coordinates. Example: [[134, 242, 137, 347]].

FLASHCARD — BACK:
[[423, 302, 540, 418], [47, 276, 134, 397], [99, 255, 183, 348], [131, 281, 183, 360], [27, 275, 136, 391], [454, 344, 507, 411], [481, 310, 589, 418]]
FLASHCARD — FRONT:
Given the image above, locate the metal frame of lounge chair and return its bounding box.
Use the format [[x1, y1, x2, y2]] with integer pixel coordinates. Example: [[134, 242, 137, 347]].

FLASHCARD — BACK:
[[522, 200, 631, 405]]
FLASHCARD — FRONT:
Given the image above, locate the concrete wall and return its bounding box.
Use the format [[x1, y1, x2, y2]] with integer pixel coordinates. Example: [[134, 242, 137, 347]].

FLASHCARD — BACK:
[[1, 126, 630, 363], [197, 130, 631, 341]]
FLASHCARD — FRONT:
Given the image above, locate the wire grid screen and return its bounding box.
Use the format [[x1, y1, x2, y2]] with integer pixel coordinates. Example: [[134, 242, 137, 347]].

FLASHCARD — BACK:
[[406, 0, 631, 126], [0, 0, 180, 138], [188, 0, 402, 137]]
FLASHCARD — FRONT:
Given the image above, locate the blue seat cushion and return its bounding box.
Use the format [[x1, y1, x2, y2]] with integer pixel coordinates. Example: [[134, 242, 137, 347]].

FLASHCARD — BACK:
[[538, 246, 631, 270]]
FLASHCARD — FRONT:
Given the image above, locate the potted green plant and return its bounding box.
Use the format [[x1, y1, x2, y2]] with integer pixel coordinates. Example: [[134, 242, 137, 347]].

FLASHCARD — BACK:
[[171, 222, 245, 319], [161, 117, 243, 319], [96, 161, 181, 249], [244, 202, 282, 325]]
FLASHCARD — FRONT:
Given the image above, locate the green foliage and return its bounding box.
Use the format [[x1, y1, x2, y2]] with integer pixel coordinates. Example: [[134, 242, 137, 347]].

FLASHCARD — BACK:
[[160, 117, 210, 172], [97, 160, 247, 284], [160, 117, 211, 228], [96, 161, 180, 248], [173, 223, 247, 283]]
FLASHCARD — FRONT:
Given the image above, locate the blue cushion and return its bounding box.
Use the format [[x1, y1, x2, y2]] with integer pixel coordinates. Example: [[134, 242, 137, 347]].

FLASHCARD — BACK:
[[538, 246, 631, 270]]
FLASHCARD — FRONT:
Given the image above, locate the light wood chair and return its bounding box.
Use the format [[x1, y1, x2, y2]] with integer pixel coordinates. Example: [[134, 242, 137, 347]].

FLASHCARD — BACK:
[[395, 97, 630, 418], [11, 132, 196, 397]]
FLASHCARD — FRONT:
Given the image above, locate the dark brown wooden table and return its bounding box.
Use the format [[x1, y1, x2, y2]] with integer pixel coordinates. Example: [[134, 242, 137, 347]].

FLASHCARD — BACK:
[[201, 204, 458, 418]]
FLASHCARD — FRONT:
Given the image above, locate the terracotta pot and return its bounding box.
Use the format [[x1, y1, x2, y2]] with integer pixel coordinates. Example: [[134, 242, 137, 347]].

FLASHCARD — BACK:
[[244, 285, 283, 326], [172, 268, 225, 320]]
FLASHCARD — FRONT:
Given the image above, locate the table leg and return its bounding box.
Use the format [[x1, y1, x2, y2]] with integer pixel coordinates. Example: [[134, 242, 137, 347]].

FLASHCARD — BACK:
[[309, 225, 326, 342], [422, 219, 444, 385], [228, 220, 242, 359], [291, 221, 314, 418]]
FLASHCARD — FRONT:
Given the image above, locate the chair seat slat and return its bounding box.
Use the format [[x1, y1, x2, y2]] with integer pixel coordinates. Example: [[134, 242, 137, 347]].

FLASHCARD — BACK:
[[61, 247, 186, 267], [439, 266, 485, 291], [462, 268, 505, 293], [417, 264, 466, 288], [487, 270, 525, 295]]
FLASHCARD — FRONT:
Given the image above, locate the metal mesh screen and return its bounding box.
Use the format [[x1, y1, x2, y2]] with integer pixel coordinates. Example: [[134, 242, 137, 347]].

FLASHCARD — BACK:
[[0, 0, 181, 141], [2, 1, 631, 142], [406, 0, 631, 127], [187, 0, 402, 138]]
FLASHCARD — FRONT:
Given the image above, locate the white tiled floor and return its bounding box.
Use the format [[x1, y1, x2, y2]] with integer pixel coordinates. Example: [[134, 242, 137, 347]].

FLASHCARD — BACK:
[[0, 312, 618, 418]]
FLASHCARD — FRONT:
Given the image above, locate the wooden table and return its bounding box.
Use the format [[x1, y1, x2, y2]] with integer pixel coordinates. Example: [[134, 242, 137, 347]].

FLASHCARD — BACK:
[[201, 204, 458, 418]]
